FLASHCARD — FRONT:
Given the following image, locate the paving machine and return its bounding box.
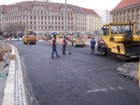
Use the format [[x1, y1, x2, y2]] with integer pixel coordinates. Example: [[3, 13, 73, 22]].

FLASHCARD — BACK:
[[23, 30, 37, 44], [97, 21, 140, 61], [70, 32, 85, 47]]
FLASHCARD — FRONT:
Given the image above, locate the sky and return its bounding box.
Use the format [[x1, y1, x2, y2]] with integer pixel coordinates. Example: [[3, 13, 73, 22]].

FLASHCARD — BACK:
[[0, 0, 122, 10]]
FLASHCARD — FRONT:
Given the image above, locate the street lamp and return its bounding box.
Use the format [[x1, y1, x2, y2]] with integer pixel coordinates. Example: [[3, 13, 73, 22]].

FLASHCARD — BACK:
[[64, 0, 67, 37]]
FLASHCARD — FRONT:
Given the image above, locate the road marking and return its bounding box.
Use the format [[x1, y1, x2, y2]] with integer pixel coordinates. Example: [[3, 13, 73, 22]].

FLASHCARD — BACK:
[[109, 87, 115, 90], [60, 70, 64, 73], [72, 69, 77, 72], [86, 90, 92, 93], [101, 88, 108, 92], [117, 86, 124, 90], [91, 89, 101, 92], [87, 69, 91, 72], [86, 86, 124, 93]]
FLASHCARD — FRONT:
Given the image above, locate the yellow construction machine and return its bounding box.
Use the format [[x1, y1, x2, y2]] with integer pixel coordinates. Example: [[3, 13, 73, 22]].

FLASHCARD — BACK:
[[23, 30, 37, 44], [97, 21, 140, 61], [70, 32, 85, 47]]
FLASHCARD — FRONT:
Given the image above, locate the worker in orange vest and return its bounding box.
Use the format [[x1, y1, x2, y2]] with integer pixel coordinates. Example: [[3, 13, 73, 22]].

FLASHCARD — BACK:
[[61, 36, 67, 55], [51, 35, 59, 58]]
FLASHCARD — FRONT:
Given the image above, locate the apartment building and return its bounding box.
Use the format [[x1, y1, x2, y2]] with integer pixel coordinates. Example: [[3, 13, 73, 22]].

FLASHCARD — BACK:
[[0, 5, 4, 32], [83, 8, 101, 33], [111, 0, 140, 32], [0, 1, 101, 34]]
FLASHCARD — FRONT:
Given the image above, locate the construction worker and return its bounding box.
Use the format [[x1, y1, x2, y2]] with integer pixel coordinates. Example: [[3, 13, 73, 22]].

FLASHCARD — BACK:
[[90, 36, 96, 55], [61, 36, 67, 55], [51, 35, 59, 58]]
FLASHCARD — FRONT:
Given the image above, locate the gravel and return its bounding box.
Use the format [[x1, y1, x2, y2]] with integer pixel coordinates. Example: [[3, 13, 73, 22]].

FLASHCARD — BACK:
[[117, 62, 139, 81]]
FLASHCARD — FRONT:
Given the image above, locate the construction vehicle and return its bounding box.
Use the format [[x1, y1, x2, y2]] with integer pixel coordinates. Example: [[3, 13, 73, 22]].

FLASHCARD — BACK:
[[97, 21, 140, 61], [23, 30, 37, 44], [70, 32, 85, 47]]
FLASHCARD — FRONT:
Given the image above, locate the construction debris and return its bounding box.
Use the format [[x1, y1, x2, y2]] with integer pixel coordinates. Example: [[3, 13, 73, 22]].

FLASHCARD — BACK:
[[117, 62, 138, 81]]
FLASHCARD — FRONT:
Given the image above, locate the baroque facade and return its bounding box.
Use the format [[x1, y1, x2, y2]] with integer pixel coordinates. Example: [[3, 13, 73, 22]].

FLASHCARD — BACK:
[[111, 0, 140, 32], [0, 1, 101, 34]]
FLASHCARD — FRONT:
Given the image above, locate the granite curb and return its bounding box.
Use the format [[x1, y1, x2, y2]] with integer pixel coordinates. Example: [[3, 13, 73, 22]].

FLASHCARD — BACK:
[[2, 44, 27, 105]]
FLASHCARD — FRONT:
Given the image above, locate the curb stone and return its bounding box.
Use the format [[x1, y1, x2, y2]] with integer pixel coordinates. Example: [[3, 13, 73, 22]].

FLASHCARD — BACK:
[[2, 45, 27, 105]]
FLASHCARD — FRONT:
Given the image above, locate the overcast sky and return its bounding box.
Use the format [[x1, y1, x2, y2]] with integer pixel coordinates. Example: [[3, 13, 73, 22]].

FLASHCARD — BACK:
[[0, 0, 122, 10]]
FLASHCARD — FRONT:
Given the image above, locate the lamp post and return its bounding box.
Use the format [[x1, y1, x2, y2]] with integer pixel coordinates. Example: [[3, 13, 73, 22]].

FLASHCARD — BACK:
[[64, 0, 67, 37]]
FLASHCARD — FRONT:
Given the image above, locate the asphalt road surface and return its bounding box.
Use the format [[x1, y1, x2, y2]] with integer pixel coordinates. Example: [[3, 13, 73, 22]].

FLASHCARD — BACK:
[[13, 40, 140, 105]]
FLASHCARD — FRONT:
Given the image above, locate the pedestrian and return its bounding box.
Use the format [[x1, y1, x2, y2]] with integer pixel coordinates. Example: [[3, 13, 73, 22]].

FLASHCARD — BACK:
[[51, 35, 59, 58], [61, 36, 67, 55], [90, 36, 96, 55]]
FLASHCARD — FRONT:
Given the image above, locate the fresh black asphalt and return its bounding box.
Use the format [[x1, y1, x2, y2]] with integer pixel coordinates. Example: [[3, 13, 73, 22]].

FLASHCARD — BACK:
[[14, 41, 140, 105]]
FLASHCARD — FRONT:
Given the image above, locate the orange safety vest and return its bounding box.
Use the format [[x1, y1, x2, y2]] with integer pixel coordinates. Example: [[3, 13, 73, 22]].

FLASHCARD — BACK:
[[61, 38, 66, 45], [51, 38, 56, 46]]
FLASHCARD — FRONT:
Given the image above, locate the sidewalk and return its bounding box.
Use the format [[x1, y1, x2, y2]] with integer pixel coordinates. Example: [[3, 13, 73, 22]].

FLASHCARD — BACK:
[[0, 61, 8, 105], [0, 44, 28, 105]]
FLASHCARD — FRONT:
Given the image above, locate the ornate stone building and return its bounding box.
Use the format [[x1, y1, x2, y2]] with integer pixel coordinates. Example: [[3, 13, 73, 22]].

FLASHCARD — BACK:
[[111, 0, 140, 32], [0, 1, 101, 34]]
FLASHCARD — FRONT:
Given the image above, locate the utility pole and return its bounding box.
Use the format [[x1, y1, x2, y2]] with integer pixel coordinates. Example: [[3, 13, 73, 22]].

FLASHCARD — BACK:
[[64, 0, 67, 37]]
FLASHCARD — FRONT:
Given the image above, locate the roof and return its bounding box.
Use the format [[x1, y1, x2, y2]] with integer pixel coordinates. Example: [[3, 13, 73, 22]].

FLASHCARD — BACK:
[[112, 0, 140, 11], [0, 5, 5, 14], [0, 1, 98, 15], [82, 8, 100, 17]]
